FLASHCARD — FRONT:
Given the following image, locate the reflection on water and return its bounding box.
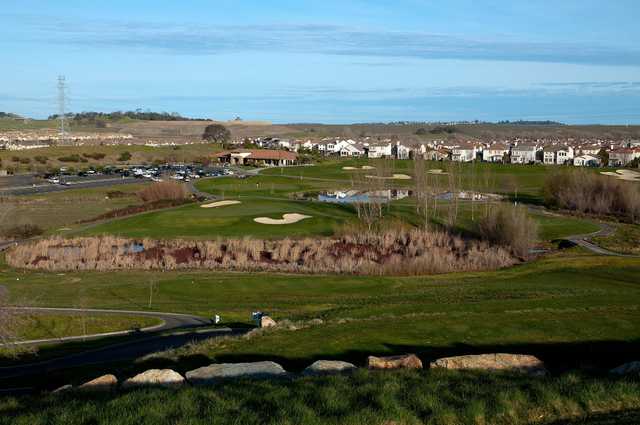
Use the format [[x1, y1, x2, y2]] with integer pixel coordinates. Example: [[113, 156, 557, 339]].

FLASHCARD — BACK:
[[318, 189, 411, 204], [316, 190, 502, 204]]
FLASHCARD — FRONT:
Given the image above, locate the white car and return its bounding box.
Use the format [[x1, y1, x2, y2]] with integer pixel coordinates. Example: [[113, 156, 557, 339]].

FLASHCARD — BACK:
[[47, 178, 60, 184]]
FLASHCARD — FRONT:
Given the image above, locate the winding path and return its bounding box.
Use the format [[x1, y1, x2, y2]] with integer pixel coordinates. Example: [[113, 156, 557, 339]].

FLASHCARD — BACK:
[[0, 308, 245, 384], [1, 307, 213, 346]]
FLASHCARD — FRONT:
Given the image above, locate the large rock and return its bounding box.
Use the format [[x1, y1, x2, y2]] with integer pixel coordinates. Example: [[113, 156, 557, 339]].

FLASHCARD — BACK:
[[430, 353, 547, 376], [52, 384, 73, 394], [610, 361, 640, 376], [367, 354, 423, 370], [122, 369, 185, 389], [186, 361, 288, 385], [302, 360, 357, 376], [78, 374, 118, 392], [260, 316, 277, 328]]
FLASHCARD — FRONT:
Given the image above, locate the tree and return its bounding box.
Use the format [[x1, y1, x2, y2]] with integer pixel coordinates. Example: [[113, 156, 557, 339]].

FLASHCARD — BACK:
[[415, 128, 427, 136], [202, 124, 231, 143], [597, 148, 609, 167], [118, 151, 132, 162]]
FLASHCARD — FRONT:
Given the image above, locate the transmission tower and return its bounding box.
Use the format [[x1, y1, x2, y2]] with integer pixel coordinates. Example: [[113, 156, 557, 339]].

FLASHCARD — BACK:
[[57, 75, 68, 145]]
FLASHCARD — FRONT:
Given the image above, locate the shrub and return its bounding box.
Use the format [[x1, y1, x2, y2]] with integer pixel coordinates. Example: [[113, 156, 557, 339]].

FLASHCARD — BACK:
[[544, 170, 640, 223], [83, 152, 106, 160], [34, 155, 48, 164], [476, 204, 538, 259], [137, 181, 188, 203], [118, 151, 132, 162], [57, 154, 87, 163], [1, 224, 44, 240]]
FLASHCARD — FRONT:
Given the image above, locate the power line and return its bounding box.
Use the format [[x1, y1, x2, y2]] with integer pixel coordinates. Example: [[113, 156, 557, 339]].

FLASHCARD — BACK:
[[57, 75, 68, 145]]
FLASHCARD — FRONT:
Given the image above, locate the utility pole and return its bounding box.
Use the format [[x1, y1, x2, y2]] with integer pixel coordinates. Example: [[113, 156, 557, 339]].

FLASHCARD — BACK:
[[57, 75, 67, 146]]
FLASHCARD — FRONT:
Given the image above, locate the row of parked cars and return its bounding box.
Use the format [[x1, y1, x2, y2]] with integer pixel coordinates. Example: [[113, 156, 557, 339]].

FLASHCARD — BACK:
[[43, 163, 234, 185]]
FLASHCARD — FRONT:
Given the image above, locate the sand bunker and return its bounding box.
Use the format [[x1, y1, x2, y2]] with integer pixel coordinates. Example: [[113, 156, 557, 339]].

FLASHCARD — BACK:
[[343, 165, 376, 171], [254, 213, 312, 225], [201, 200, 242, 208], [428, 169, 448, 175], [600, 170, 640, 182], [366, 174, 412, 180]]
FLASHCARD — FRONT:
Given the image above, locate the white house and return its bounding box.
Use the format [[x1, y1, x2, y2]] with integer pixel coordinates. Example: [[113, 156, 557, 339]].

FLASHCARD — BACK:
[[394, 142, 412, 160], [483, 143, 510, 163], [573, 154, 600, 167], [339, 143, 365, 157], [511, 144, 538, 164], [367, 142, 393, 158], [609, 148, 640, 166], [451, 144, 476, 162]]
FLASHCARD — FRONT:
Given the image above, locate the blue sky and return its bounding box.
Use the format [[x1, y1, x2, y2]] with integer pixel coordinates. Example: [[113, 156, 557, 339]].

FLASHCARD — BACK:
[[1, 0, 639, 124]]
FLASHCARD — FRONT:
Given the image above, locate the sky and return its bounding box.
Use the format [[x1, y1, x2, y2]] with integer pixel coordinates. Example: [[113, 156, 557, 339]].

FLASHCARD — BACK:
[[1, 0, 639, 124]]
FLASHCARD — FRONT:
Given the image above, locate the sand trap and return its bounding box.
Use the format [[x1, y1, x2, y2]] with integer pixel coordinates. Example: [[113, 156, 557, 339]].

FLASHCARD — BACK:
[[342, 166, 376, 170], [201, 200, 242, 208], [366, 174, 412, 180], [254, 213, 312, 225], [600, 170, 640, 182], [428, 169, 447, 175]]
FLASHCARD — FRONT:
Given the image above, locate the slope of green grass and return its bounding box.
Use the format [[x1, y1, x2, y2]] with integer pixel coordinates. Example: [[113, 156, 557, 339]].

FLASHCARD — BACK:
[[2, 370, 640, 425]]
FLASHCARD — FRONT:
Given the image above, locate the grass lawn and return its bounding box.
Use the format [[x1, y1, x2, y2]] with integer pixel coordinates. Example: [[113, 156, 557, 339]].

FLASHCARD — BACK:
[[262, 159, 560, 201], [79, 197, 356, 239], [1, 184, 147, 233], [13, 313, 161, 342], [1, 370, 640, 425], [2, 252, 640, 369], [592, 224, 640, 255]]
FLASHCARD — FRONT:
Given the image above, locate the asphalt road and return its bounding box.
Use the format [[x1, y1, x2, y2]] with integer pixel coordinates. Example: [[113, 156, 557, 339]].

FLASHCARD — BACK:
[[0, 328, 241, 383], [0, 174, 141, 196], [0, 308, 244, 384], [3, 307, 213, 346]]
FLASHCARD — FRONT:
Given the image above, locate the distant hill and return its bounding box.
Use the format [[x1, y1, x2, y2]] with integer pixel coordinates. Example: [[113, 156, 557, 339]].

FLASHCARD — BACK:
[[0, 112, 23, 120]]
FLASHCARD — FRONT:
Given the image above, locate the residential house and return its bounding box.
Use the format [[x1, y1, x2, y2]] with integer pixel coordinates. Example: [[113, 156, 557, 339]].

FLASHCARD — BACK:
[[511, 144, 538, 164], [367, 142, 393, 158], [451, 143, 477, 162], [608, 148, 640, 167], [393, 142, 412, 160], [543, 146, 574, 165], [573, 154, 600, 167], [422, 148, 450, 161], [483, 143, 510, 163]]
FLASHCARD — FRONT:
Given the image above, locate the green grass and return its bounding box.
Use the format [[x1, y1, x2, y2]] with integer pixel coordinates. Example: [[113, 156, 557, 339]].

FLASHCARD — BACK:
[[593, 224, 640, 255], [530, 214, 602, 241], [1, 370, 640, 425], [80, 172, 600, 242], [14, 313, 161, 341], [1, 184, 147, 233], [79, 197, 356, 239], [2, 252, 640, 368]]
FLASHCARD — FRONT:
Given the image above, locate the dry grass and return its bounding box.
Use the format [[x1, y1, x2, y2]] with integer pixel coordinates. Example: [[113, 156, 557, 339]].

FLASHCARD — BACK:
[[544, 169, 640, 223], [6, 228, 517, 275], [137, 181, 188, 203], [476, 204, 539, 259]]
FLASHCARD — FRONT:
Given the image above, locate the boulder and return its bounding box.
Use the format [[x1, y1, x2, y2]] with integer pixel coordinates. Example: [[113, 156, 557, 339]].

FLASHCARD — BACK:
[[186, 361, 288, 385], [78, 374, 118, 392], [260, 316, 277, 328], [122, 369, 185, 389], [302, 360, 357, 376], [430, 353, 547, 376], [367, 354, 423, 370], [610, 361, 640, 376], [52, 384, 73, 394]]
